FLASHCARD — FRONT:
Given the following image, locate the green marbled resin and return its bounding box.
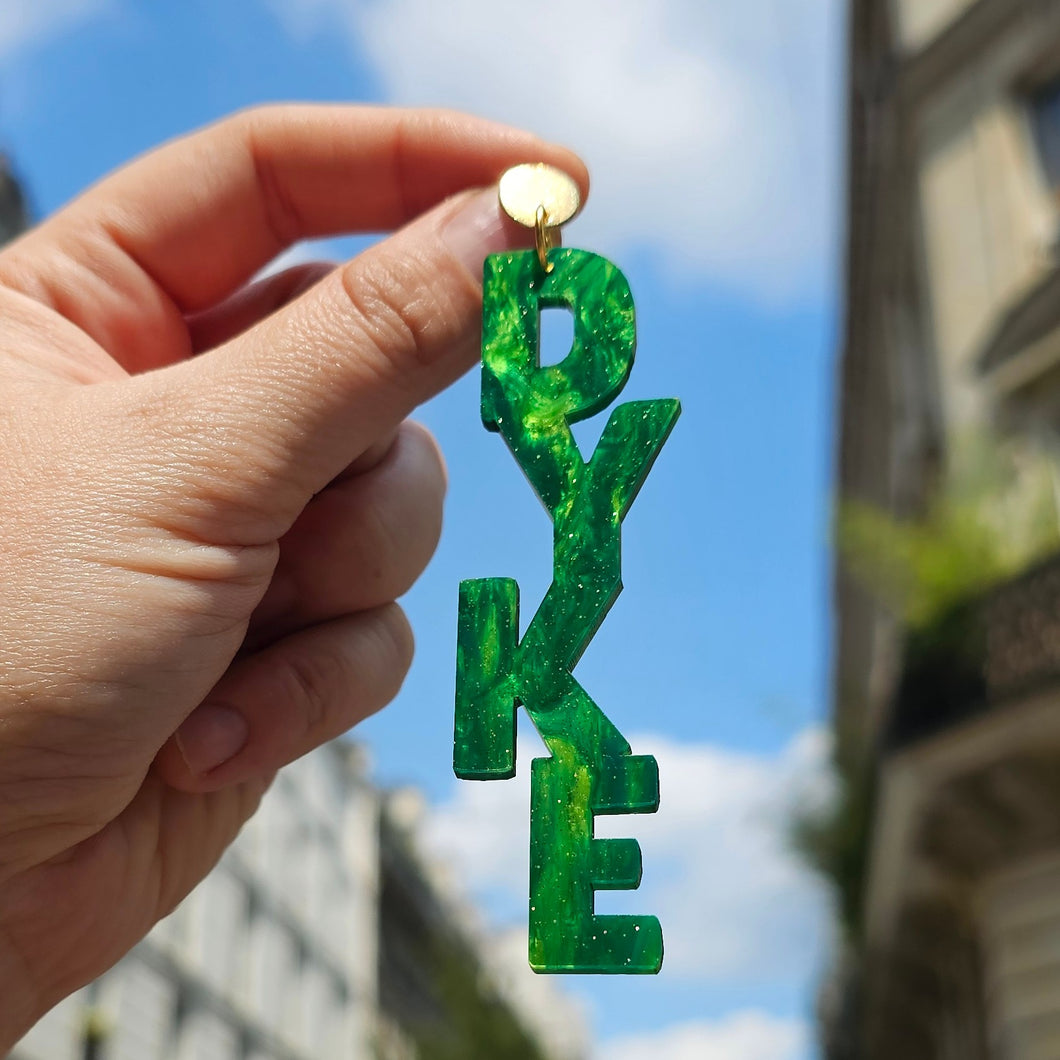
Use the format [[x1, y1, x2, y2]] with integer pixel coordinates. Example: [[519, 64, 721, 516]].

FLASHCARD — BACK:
[[455, 247, 679, 974]]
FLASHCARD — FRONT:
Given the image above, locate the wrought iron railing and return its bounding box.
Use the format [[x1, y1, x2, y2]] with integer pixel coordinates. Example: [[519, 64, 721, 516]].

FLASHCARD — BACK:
[[887, 551, 1060, 750]]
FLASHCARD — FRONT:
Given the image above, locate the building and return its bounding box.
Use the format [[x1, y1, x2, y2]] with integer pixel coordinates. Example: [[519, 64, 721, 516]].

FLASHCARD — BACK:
[[833, 1, 1060, 1057], [10, 743, 586, 1060]]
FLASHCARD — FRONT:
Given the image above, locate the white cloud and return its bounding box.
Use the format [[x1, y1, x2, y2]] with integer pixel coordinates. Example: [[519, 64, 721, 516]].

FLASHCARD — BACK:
[[0, 0, 112, 61], [426, 724, 833, 983], [267, 0, 842, 303], [600, 1010, 809, 1060]]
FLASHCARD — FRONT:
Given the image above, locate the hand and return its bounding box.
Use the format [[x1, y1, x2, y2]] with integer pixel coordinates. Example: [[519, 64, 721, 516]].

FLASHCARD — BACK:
[[0, 104, 586, 1045]]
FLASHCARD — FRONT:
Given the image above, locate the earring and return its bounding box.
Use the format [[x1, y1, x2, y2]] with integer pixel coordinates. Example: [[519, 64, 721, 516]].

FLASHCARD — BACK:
[[454, 164, 680, 974]]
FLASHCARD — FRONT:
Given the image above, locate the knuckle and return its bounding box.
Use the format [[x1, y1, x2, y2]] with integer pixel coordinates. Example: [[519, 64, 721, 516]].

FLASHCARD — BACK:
[[282, 650, 337, 740], [280, 606, 413, 744], [228, 102, 281, 128], [249, 153, 303, 252], [237, 111, 305, 250], [340, 249, 465, 378]]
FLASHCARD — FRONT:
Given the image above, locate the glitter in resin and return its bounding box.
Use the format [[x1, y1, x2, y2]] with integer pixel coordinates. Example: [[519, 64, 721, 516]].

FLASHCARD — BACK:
[[455, 247, 680, 974]]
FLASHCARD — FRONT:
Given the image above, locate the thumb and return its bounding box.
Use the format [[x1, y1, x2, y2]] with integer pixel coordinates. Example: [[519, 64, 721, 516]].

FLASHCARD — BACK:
[[136, 187, 533, 544]]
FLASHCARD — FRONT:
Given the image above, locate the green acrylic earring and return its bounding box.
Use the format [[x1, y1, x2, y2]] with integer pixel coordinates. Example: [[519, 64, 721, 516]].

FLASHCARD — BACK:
[[454, 164, 680, 974]]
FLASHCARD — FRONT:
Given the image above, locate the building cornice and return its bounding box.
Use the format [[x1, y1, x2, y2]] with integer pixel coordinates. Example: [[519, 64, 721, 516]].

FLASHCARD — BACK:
[[900, 0, 1055, 109]]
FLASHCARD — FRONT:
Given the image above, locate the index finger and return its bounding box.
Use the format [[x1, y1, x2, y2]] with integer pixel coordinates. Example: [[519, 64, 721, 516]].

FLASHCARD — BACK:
[[6, 105, 589, 313]]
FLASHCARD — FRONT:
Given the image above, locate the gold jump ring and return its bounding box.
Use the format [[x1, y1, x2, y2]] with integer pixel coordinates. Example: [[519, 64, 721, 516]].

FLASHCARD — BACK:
[[535, 204, 555, 273]]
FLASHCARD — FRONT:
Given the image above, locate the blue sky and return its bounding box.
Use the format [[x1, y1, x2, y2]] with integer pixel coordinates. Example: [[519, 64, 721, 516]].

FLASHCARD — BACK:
[[0, 1, 843, 1057]]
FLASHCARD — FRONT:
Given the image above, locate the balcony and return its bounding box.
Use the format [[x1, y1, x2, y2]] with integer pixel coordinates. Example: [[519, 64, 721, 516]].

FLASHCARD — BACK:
[[888, 549, 1060, 750], [854, 550, 1060, 1059]]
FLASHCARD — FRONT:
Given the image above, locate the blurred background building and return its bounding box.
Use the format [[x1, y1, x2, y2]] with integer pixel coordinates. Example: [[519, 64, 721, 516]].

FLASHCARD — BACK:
[[9, 744, 587, 1060], [831, 0, 1060, 1057]]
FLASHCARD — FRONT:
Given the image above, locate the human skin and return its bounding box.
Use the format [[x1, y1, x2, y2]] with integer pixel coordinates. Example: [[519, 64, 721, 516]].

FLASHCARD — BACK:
[[0, 104, 587, 1047]]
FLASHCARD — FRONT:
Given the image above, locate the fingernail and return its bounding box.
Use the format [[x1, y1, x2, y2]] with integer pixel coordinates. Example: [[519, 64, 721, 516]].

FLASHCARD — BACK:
[[174, 704, 249, 775], [442, 188, 525, 279]]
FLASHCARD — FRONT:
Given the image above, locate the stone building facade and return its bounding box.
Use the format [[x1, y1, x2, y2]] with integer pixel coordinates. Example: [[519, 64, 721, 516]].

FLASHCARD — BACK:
[[834, 1, 1060, 1057]]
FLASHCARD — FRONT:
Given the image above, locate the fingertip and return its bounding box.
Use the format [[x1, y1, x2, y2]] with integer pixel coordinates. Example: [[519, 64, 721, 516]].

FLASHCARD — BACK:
[[173, 703, 249, 776], [550, 145, 591, 206], [407, 107, 589, 213], [156, 604, 415, 796], [375, 600, 416, 694], [401, 419, 448, 496], [153, 734, 206, 793]]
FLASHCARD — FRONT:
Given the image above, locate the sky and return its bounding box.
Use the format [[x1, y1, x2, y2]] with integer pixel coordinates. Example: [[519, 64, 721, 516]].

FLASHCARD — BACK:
[[0, 1, 843, 1057]]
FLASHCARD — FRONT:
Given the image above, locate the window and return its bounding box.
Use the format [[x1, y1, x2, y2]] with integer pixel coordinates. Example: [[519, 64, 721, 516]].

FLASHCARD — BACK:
[[1031, 76, 1060, 191]]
